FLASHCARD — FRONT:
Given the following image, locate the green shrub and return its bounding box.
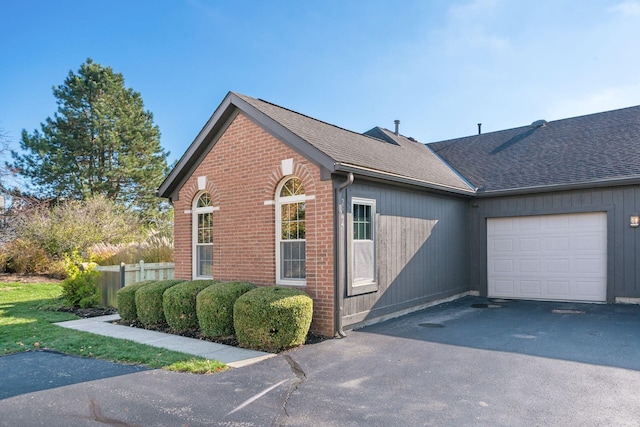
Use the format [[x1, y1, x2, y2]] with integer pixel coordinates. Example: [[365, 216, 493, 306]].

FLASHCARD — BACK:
[[116, 281, 154, 321], [197, 282, 256, 337], [60, 260, 101, 308], [163, 280, 216, 333], [233, 286, 313, 352], [135, 279, 185, 326], [59, 252, 101, 308]]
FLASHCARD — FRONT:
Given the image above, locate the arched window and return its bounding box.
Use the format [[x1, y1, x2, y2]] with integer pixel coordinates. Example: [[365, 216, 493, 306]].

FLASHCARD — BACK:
[[193, 192, 213, 279], [276, 177, 306, 284]]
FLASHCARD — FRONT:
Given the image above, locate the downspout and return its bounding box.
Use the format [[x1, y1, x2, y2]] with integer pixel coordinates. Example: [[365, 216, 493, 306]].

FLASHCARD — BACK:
[[335, 172, 354, 338]]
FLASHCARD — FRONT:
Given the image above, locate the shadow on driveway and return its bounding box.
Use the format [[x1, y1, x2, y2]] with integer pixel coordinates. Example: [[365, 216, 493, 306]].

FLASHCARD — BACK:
[[0, 350, 148, 399], [359, 296, 640, 371]]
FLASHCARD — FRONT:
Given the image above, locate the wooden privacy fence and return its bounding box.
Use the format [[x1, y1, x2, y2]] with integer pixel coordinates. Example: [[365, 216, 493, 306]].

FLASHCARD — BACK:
[[95, 261, 175, 307]]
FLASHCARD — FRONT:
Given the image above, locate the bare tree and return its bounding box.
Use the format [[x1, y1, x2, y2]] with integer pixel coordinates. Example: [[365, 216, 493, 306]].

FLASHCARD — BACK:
[[0, 127, 8, 189]]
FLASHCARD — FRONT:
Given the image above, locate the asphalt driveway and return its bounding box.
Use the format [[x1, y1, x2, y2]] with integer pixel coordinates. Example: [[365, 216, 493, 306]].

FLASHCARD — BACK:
[[2, 296, 640, 426]]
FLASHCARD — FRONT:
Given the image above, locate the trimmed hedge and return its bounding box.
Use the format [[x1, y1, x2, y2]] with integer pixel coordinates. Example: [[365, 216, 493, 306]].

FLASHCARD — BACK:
[[233, 286, 313, 352], [197, 281, 256, 337], [135, 279, 185, 326], [116, 280, 154, 321], [163, 280, 217, 333]]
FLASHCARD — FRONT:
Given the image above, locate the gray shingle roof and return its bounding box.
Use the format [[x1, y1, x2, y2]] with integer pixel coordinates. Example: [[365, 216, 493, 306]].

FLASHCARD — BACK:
[[233, 93, 475, 193], [429, 105, 640, 194]]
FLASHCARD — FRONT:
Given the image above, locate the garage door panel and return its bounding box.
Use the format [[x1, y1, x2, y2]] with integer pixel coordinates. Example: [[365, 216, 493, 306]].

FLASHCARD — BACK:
[[491, 218, 514, 233], [573, 280, 600, 301], [519, 216, 541, 230], [488, 213, 606, 302], [492, 238, 514, 252], [519, 259, 540, 273], [573, 234, 605, 251], [545, 215, 570, 230], [546, 280, 571, 296], [547, 258, 570, 273], [544, 237, 569, 251], [492, 259, 514, 273], [575, 258, 605, 275], [519, 238, 540, 252], [520, 280, 542, 295], [493, 279, 514, 294]]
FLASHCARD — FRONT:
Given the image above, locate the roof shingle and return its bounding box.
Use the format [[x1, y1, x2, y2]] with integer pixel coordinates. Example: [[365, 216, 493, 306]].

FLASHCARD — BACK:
[[235, 93, 474, 193], [429, 105, 640, 193]]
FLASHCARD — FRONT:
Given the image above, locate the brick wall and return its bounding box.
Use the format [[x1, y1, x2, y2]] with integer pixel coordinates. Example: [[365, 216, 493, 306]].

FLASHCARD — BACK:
[[173, 113, 335, 336]]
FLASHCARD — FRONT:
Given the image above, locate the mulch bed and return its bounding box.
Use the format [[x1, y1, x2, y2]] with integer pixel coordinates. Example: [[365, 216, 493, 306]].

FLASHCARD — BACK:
[[56, 306, 119, 318], [115, 318, 241, 347]]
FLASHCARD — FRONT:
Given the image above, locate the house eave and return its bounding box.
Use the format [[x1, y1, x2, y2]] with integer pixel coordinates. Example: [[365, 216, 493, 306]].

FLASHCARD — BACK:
[[334, 163, 477, 196], [476, 176, 640, 198]]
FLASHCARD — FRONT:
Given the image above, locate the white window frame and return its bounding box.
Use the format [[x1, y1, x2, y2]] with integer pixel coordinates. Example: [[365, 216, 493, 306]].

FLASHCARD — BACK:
[[192, 191, 214, 280], [276, 177, 307, 286], [348, 196, 377, 295]]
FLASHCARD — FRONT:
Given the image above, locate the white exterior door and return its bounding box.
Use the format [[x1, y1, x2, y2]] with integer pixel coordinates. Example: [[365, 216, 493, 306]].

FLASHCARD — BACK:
[[487, 212, 607, 302]]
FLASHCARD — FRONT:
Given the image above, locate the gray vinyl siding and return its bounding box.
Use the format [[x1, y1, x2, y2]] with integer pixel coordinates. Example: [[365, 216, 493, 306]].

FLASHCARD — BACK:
[[470, 185, 640, 301], [341, 180, 470, 327]]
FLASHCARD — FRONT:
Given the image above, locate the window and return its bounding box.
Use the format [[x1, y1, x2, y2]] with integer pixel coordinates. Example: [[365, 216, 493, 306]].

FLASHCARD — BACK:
[[193, 192, 213, 279], [276, 177, 306, 284], [349, 197, 377, 295]]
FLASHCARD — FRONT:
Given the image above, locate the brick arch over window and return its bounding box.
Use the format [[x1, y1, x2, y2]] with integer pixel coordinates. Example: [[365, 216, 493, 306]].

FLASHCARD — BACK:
[[181, 180, 221, 208], [263, 161, 316, 201]]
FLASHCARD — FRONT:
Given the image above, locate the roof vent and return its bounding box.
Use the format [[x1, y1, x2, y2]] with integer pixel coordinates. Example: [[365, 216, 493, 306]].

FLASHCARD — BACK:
[[531, 119, 548, 128], [394, 119, 400, 136]]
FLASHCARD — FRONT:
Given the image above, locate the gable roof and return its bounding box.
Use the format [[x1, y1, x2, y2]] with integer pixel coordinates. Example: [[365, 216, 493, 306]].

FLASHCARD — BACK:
[[429, 105, 640, 195], [158, 92, 475, 200]]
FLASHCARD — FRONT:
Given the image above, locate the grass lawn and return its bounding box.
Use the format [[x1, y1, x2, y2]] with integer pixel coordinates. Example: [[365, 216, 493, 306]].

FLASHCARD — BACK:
[[0, 281, 226, 374]]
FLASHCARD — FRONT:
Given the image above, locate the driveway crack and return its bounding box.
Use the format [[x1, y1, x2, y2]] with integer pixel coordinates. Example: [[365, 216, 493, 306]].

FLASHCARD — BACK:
[[272, 355, 307, 426]]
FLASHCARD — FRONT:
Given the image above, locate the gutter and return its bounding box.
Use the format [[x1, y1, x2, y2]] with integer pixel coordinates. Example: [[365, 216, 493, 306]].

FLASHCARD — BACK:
[[335, 172, 354, 338], [334, 163, 476, 196], [476, 175, 640, 198]]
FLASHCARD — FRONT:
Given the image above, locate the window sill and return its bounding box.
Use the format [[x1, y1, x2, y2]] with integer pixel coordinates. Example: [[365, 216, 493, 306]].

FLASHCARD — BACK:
[[347, 281, 378, 296], [276, 280, 307, 287]]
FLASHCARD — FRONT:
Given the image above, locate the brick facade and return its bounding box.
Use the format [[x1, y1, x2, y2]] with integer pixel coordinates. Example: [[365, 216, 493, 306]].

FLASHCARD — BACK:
[[173, 113, 335, 336]]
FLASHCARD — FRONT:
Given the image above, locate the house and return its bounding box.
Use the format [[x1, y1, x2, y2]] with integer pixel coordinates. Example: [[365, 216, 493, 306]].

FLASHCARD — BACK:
[[158, 92, 640, 337]]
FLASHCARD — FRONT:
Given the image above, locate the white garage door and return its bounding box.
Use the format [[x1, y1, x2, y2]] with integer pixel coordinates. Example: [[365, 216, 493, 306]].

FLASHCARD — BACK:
[[487, 212, 607, 302]]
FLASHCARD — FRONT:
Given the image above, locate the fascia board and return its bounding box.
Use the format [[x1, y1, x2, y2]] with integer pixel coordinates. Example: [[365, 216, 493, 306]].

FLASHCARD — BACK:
[[334, 163, 477, 196], [476, 176, 640, 197]]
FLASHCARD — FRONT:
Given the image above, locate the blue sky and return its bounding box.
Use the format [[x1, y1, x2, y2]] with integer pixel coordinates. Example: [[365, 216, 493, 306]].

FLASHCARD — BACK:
[[2, 0, 640, 169]]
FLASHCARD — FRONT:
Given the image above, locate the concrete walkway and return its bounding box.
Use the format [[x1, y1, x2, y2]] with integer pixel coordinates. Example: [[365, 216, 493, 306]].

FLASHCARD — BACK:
[[55, 315, 274, 368]]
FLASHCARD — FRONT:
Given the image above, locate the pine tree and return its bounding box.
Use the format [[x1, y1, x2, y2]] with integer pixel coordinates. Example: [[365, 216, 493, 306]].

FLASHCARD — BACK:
[[11, 59, 170, 215]]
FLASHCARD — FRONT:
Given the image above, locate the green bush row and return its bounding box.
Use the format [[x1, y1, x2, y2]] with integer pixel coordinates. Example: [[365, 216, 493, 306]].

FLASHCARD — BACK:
[[196, 281, 256, 337], [116, 281, 313, 351]]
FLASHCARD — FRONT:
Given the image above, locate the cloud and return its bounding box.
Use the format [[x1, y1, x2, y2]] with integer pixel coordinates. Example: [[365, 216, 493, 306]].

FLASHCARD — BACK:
[[546, 84, 640, 120], [444, 0, 510, 52], [610, 1, 640, 16]]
